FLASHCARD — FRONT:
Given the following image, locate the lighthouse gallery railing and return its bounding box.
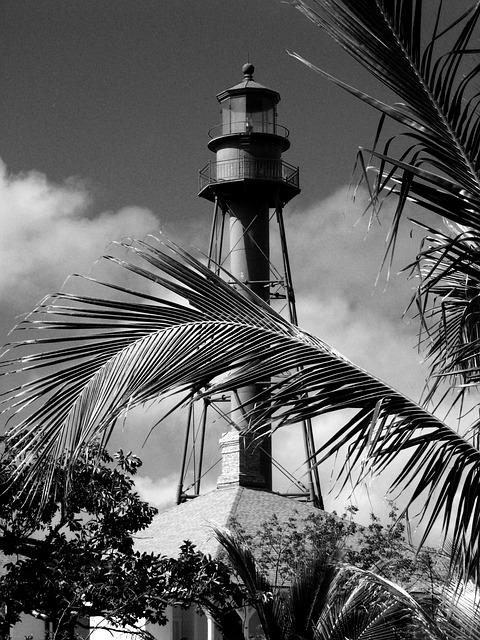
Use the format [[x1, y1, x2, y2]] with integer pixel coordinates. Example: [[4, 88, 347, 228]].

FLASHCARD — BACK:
[[199, 158, 299, 191]]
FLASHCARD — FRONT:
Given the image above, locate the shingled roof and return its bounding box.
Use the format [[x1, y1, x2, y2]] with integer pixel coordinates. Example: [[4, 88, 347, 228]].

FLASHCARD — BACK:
[[135, 485, 322, 558]]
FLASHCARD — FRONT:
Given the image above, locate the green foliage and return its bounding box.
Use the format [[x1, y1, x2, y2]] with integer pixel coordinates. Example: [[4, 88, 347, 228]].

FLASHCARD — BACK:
[[214, 513, 480, 640], [0, 448, 241, 640], [214, 526, 444, 640], [229, 504, 444, 592]]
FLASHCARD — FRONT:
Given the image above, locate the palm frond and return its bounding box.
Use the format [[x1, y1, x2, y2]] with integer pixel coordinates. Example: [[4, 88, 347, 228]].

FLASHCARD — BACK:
[[289, 0, 480, 412], [1, 238, 479, 581], [289, 0, 480, 204], [315, 566, 442, 640], [285, 555, 338, 640], [216, 524, 445, 640], [437, 578, 480, 640], [213, 526, 282, 640], [404, 224, 480, 408]]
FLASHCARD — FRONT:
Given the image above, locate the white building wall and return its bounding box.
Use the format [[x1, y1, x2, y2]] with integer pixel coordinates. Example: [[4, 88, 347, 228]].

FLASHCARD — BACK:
[[91, 606, 222, 640]]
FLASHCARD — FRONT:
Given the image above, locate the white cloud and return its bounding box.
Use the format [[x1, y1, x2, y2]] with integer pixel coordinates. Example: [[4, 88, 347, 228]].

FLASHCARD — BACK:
[[135, 473, 217, 512], [134, 473, 179, 511], [0, 158, 158, 313]]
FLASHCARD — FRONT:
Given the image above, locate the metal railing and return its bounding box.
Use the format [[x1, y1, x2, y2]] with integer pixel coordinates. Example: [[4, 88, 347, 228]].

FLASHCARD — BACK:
[[208, 121, 290, 139], [199, 158, 299, 191]]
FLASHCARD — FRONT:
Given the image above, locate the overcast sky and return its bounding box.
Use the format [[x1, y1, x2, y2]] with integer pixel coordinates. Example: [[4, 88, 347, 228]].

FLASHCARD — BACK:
[[1, 0, 472, 527]]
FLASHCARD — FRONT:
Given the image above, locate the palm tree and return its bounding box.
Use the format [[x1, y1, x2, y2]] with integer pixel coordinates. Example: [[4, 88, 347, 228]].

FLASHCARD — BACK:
[[213, 526, 445, 640], [1, 0, 480, 589]]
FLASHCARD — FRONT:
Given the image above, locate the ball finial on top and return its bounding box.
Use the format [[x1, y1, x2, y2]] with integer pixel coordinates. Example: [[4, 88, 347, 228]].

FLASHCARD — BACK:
[[242, 63, 255, 79]]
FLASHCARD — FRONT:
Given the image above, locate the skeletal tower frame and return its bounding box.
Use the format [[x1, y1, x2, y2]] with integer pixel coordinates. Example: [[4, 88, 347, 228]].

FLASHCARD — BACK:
[[176, 64, 323, 508]]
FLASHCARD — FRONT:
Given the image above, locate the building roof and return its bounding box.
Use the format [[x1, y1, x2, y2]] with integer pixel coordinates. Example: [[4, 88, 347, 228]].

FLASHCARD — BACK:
[[216, 63, 280, 103], [135, 485, 322, 559]]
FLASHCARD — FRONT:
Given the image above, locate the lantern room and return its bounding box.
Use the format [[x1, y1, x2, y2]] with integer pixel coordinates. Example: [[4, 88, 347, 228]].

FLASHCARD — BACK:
[[214, 62, 283, 139], [199, 63, 299, 205]]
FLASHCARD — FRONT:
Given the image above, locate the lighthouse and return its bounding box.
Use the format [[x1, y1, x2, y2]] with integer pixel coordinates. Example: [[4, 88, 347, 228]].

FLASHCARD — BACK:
[[138, 64, 325, 640], [176, 63, 321, 507], [197, 63, 302, 494]]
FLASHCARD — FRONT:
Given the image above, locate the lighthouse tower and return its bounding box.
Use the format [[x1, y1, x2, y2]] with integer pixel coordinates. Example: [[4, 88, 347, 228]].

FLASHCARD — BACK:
[[139, 65, 325, 639], [177, 64, 322, 506]]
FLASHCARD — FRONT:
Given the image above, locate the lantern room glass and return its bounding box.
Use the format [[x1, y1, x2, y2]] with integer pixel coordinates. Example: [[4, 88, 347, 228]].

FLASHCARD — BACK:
[[222, 94, 276, 135]]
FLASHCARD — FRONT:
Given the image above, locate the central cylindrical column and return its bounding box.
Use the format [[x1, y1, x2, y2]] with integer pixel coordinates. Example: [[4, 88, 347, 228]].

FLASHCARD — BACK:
[[200, 64, 300, 495], [229, 197, 270, 301], [228, 196, 272, 490]]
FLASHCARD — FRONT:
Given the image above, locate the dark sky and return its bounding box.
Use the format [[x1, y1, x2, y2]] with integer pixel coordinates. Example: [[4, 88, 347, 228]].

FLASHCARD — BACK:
[[1, 0, 382, 225]]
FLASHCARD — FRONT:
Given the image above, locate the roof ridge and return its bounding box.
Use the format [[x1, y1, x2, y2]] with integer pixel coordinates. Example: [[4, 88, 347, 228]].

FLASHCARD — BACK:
[[225, 486, 244, 527]]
